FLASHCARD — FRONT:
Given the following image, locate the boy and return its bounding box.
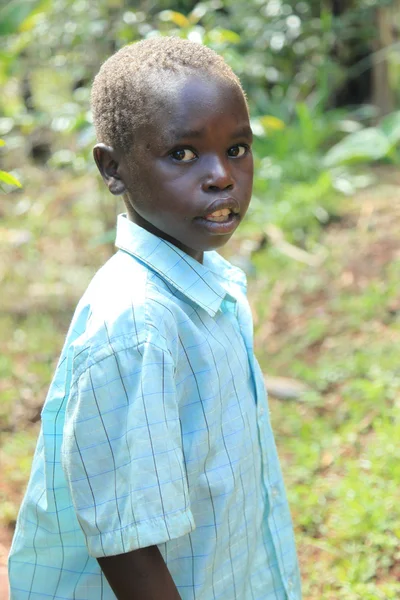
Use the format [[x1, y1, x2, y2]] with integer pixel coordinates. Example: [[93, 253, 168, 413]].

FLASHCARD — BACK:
[[8, 37, 301, 599]]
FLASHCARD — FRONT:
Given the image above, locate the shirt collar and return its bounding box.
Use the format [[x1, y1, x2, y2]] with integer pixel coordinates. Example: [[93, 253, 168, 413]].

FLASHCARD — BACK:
[[115, 214, 247, 317]]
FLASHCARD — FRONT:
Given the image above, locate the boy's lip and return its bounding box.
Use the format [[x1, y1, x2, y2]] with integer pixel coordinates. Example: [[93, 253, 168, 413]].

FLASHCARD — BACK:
[[194, 196, 241, 235], [199, 197, 240, 218], [193, 213, 240, 235]]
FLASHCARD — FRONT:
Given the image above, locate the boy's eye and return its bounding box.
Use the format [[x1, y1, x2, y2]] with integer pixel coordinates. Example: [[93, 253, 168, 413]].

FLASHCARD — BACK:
[[228, 144, 248, 158], [170, 148, 197, 162]]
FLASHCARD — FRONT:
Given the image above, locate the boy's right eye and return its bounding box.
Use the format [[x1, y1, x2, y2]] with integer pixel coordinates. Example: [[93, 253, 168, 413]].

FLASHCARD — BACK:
[[170, 148, 197, 162]]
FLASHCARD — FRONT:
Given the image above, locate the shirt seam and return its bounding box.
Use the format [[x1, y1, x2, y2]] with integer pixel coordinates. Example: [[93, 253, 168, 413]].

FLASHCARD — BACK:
[[71, 336, 175, 389], [71, 264, 179, 381], [86, 507, 196, 558], [85, 506, 193, 540]]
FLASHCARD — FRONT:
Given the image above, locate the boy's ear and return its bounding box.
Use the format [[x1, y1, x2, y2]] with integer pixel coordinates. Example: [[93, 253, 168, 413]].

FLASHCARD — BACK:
[[93, 143, 126, 196]]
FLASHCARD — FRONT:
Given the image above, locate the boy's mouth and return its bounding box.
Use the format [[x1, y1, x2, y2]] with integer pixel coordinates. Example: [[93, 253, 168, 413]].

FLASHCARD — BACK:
[[194, 198, 241, 235], [200, 197, 240, 221]]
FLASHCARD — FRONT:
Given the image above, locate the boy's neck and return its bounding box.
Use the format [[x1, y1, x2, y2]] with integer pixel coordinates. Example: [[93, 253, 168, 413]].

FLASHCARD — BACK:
[[126, 208, 204, 264]]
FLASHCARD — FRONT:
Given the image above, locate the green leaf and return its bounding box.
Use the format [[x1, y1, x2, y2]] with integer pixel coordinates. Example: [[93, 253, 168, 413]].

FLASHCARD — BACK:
[[0, 0, 44, 36], [0, 139, 5, 147], [206, 28, 241, 44], [380, 111, 400, 146], [324, 128, 390, 167], [158, 10, 190, 28], [296, 103, 318, 153], [0, 170, 22, 188]]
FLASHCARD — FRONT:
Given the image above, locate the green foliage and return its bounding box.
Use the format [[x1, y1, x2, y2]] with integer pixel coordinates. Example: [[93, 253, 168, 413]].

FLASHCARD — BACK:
[[325, 128, 391, 166], [0, 169, 22, 188], [1, 0, 398, 240], [0, 0, 48, 36], [380, 110, 400, 144], [324, 111, 400, 167], [0, 139, 22, 190]]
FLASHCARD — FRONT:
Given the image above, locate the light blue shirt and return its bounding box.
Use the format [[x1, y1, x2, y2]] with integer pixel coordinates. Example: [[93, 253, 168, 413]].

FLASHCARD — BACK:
[[9, 214, 301, 600]]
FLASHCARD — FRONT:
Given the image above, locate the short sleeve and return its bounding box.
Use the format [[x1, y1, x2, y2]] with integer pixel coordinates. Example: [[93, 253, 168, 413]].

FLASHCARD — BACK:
[[61, 339, 195, 557]]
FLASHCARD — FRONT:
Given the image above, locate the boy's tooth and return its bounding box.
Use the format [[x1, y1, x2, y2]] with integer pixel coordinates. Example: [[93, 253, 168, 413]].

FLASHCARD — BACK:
[[207, 208, 230, 218]]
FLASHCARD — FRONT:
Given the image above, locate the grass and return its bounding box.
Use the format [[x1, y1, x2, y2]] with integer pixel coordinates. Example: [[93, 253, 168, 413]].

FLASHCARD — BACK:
[[250, 172, 400, 598], [1, 166, 400, 598]]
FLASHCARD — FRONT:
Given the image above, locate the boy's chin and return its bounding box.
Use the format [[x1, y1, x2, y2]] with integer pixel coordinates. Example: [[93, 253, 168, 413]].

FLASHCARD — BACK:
[[203, 234, 235, 251], [184, 231, 236, 254]]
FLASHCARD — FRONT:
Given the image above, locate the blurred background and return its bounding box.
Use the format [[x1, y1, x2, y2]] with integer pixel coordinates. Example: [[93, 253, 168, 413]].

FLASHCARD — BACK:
[[1, 1, 400, 598]]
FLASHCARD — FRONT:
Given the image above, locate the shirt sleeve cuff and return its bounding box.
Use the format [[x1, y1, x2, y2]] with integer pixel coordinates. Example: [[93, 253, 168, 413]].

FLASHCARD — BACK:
[[85, 507, 196, 558]]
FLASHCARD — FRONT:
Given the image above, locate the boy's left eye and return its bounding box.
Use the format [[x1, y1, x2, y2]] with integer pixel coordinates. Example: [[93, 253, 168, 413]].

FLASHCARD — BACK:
[[170, 148, 197, 162], [228, 144, 248, 158]]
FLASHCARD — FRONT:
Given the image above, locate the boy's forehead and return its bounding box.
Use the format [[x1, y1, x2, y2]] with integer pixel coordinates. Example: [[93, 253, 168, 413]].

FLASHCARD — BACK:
[[144, 72, 249, 144]]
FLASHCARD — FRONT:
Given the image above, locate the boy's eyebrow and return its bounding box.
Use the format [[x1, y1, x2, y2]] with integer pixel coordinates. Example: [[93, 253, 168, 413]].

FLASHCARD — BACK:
[[168, 123, 253, 142], [234, 124, 253, 141], [170, 128, 204, 140]]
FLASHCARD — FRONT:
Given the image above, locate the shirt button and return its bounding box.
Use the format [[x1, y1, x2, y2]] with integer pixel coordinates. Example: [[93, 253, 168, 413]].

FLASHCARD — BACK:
[[271, 486, 279, 499], [288, 577, 293, 589], [259, 406, 265, 416]]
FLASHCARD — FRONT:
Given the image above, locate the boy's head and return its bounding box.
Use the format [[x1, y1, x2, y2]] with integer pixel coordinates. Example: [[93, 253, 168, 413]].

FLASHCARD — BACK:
[[91, 37, 253, 262]]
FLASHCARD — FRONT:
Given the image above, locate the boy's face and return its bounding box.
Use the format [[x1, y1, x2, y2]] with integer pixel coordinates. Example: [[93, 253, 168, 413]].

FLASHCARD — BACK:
[[95, 73, 253, 262]]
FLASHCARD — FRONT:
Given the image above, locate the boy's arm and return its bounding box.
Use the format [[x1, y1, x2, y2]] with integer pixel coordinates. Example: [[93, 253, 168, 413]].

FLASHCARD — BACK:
[[64, 340, 193, 598], [98, 545, 182, 600]]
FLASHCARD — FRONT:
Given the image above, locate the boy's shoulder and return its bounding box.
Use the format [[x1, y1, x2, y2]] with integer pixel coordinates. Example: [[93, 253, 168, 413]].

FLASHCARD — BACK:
[[69, 250, 181, 375]]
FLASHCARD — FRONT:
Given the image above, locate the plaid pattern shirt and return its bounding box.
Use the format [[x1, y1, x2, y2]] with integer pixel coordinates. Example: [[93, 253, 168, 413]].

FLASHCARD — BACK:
[[9, 215, 301, 600]]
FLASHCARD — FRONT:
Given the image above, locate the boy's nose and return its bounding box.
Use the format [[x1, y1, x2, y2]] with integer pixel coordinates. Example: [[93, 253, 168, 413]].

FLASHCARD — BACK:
[[202, 157, 234, 192]]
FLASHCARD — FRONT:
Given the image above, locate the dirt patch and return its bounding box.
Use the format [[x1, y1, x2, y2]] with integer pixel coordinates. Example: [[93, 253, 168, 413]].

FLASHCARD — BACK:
[[259, 177, 400, 368]]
